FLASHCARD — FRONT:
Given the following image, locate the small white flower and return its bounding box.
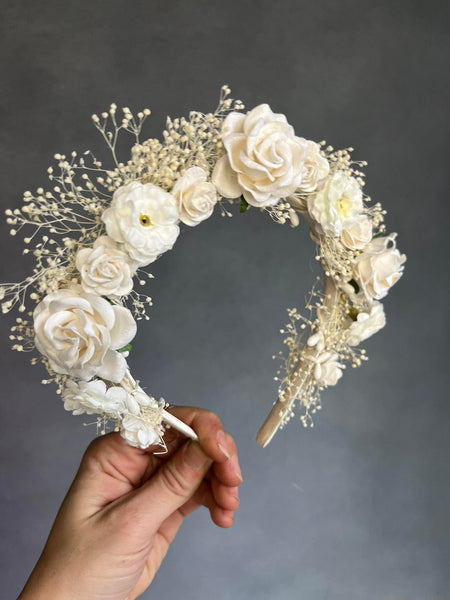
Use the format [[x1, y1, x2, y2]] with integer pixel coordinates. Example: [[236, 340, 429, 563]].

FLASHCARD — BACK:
[[341, 214, 373, 250], [354, 233, 406, 300], [345, 302, 386, 346], [306, 331, 325, 352], [212, 104, 308, 207], [132, 388, 158, 408], [298, 140, 330, 194], [307, 170, 363, 237], [121, 413, 160, 449], [102, 181, 180, 267], [311, 352, 344, 387], [76, 236, 137, 297], [62, 379, 127, 418], [172, 167, 217, 226], [122, 387, 155, 415], [33, 285, 136, 383]]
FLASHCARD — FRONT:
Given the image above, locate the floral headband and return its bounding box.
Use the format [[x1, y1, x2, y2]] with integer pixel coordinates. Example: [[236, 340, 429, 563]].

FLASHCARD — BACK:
[[1, 86, 406, 450]]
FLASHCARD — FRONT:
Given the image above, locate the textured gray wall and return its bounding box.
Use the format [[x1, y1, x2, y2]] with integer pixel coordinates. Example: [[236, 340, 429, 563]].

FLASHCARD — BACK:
[[0, 1, 449, 598]]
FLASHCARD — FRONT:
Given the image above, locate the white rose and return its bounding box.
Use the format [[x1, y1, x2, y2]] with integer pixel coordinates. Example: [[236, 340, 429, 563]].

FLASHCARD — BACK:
[[312, 352, 344, 387], [33, 285, 136, 383], [345, 302, 386, 346], [121, 413, 159, 449], [102, 181, 180, 267], [212, 104, 308, 207], [354, 233, 406, 300], [307, 170, 363, 237], [298, 140, 330, 193], [76, 236, 137, 297], [341, 215, 373, 250], [62, 379, 127, 418], [172, 167, 217, 226]]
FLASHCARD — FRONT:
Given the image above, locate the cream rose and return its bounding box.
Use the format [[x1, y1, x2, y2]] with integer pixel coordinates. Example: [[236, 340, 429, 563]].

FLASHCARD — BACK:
[[345, 302, 386, 346], [76, 236, 137, 297], [341, 215, 373, 250], [172, 167, 217, 226], [354, 234, 406, 300], [102, 181, 180, 267], [62, 379, 128, 418], [298, 140, 330, 193], [33, 285, 136, 382], [212, 104, 308, 207], [307, 170, 363, 237]]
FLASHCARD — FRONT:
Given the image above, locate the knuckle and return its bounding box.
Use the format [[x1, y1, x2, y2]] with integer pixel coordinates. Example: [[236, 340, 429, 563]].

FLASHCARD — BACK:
[[198, 411, 223, 435], [159, 462, 190, 499], [80, 439, 104, 470], [224, 432, 237, 453], [80, 432, 121, 471], [193, 407, 221, 425]]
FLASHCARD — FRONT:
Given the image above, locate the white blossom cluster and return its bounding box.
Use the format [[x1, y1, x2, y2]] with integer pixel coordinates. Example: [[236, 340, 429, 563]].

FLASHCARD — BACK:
[[0, 86, 406, 447]]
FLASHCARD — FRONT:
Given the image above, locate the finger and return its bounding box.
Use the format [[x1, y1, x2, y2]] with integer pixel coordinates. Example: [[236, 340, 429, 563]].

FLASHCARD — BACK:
[[211, 476, 240, 511], [212, 432, 243, 488], [210, 505, 235, 528], [124, 440, 213, 529], [166, 406, 233, 464], [184, 480, 214, 517], [157, 479, 236, 534], [191, 481, 236, 528]]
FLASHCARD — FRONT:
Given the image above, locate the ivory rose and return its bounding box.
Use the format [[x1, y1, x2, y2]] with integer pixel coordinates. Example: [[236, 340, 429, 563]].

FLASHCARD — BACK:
[[341, 215, 373, 250], [33, 285, 136, 382], [62, 379, 128, 418], [354, 233, 406, 300], [212, 104, 308, 207], [102, 181, 180, 267], [298, 140, 330, 193], [172, 167, 217, 226], [307, 170, 363, 237], [76, 236, 137, 297], [345, 302, 386, 346]]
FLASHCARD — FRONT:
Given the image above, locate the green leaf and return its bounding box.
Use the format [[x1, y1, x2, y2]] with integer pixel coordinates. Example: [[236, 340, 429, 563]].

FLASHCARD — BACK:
[[371, 232, 384, 240], [105, 297, 115, 305], [349, 279, 360, 294], [117, 343, 132, 353], [240, 197, 250, 213], [348, 307, 359, 321]]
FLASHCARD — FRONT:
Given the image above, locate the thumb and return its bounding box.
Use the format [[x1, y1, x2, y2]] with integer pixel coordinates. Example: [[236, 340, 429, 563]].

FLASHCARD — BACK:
[[126, 440, 213, 528]]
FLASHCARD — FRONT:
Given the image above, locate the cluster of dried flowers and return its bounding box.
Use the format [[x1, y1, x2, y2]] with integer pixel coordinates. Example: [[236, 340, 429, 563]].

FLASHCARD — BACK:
[[0, 86, 405, 449]]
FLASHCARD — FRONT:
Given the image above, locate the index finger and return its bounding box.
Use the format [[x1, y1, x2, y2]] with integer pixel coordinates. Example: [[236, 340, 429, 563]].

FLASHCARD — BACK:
[[165, 406, 233, 464]]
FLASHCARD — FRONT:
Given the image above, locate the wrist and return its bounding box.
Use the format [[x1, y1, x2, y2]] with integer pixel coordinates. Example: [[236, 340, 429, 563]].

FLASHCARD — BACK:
[[18, 555, 75, 600]]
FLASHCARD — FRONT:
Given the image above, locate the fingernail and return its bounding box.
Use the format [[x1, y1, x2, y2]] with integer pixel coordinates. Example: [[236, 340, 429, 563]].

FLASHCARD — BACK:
[[231, 454, 243, 483], [183, 441, 210, 471], [216, 430, 231, 460]]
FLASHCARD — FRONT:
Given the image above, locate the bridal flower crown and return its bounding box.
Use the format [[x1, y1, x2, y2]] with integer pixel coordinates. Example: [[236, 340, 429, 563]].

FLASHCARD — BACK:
[[1, 86, 406, 449]]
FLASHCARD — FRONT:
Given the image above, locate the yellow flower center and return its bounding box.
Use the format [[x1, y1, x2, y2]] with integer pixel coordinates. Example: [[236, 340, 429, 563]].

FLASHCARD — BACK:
[[338, 196, 351, 216], [139, 214, 152, 227]]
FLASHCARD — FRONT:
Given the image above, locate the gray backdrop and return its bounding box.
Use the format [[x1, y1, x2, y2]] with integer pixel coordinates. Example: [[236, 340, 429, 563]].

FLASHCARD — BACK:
[[0, 1, 448, 599]]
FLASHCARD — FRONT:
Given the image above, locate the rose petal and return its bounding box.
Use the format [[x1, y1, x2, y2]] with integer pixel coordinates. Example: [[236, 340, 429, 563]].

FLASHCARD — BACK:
[[109, 305, 137, 349], [96, 349, 127, 383], [212, 155, 243, 199]]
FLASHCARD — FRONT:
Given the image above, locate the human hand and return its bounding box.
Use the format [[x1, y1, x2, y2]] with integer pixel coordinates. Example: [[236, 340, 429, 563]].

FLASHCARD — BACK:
[[18, 406, 242, 600]]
